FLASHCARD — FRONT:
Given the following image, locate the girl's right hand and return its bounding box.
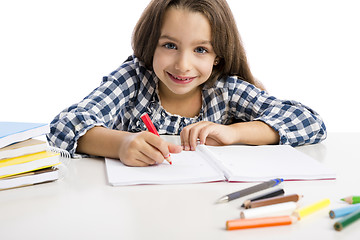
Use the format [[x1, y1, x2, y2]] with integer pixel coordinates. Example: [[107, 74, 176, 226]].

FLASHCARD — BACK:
[[118, 131, 182, 167]]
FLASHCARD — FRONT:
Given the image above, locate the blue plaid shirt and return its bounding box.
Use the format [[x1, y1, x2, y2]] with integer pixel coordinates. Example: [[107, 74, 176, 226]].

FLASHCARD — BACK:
[[47, 55, 327, 156]]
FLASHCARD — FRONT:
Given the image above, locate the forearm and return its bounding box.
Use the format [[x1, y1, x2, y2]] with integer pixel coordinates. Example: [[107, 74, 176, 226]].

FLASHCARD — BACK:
[[229, 121, 280, 145], [77, 126, 131, 158]]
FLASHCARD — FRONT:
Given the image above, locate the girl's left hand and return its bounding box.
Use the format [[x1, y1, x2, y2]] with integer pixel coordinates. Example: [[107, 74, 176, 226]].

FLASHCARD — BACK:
[[180, 121, 234, 151]]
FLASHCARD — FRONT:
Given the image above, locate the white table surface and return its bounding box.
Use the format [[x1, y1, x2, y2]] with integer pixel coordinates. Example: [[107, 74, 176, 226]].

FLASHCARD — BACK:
[[1, 132, 359, 240]]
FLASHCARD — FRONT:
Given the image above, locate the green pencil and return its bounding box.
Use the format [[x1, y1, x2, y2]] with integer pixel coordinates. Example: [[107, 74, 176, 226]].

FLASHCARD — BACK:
[[341, 196, 360, 204], [334, 208, 360, 231]]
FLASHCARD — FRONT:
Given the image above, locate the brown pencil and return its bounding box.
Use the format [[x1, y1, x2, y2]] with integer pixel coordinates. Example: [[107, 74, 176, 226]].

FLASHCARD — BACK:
[[242, 188, 285, 208], [247, 194, 303, 209]]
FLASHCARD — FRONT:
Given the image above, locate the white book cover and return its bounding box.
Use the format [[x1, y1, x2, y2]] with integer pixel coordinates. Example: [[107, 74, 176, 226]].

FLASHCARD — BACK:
[[0, 168, 59, 190]]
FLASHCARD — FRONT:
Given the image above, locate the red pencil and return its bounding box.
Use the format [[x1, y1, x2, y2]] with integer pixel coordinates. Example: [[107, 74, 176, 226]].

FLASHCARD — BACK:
[[141, 113, 172, 165]]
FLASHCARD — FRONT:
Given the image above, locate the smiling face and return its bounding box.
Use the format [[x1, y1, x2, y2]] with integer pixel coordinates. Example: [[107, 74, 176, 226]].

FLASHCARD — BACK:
[[153, 7, 217, 100]]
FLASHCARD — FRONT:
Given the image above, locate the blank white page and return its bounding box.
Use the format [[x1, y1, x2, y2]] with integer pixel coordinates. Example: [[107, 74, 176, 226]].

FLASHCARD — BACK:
[[105, 149, 225, 186], [206, 145, 336, 182]]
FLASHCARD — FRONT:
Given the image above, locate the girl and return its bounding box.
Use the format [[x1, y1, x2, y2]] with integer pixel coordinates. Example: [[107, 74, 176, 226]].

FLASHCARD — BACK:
[[47, 0, 326, 167]]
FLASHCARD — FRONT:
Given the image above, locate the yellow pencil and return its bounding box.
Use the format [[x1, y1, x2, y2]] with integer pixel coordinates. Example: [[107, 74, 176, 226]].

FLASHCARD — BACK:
[[293, 198, 330, 219]]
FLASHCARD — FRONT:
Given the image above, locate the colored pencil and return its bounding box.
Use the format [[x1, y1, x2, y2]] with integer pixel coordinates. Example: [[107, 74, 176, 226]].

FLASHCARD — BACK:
[[141, 113, 172, 165], [226, 215, 298, 230], [248, 194, 302, 209], [216, 178, 283, 203], [341, 196, 360, 204], [240, 202, 298, 219], [241, 188, 285, 208], [293, 198, 330, 219], [329, 203, 360, 219], [334, 208, 360, 231]]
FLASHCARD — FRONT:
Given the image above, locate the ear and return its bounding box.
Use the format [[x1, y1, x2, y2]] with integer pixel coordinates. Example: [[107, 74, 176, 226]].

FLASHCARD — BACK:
[[214, 57, 220, 66]]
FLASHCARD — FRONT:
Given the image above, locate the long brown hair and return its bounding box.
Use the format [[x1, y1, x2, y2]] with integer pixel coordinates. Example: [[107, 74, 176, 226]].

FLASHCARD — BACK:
[[132, 0, 256, 86]]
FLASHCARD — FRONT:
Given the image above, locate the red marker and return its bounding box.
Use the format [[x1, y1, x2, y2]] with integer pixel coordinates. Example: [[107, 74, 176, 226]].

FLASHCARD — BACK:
[[141, 113, 172, 165]]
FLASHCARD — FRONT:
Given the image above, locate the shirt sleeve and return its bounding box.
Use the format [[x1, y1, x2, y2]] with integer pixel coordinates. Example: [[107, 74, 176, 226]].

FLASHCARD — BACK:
[[47, 60, 139, 157], [230, 80, 327, 146]]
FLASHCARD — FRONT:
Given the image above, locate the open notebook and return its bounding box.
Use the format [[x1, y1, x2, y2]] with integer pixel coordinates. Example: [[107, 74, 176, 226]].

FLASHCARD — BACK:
[[105, 145, 336, 186]]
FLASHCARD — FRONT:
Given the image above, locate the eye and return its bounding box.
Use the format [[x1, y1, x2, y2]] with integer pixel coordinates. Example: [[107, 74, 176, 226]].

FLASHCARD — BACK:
[[195, 47, 208, 54], [163, 43, 177, 50]]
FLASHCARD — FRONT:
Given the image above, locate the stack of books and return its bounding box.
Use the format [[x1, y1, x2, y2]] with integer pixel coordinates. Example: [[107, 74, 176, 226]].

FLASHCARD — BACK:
[[0, 122, 61, 190]]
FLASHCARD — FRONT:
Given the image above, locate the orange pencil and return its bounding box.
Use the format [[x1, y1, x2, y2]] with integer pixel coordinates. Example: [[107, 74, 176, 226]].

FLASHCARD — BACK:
[[226, 215, 298, 230], [248, 194, 303, 209]]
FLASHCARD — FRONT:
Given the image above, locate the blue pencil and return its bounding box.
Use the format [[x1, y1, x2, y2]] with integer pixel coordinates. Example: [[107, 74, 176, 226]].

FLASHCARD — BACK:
[[329, 203, 360, 219]]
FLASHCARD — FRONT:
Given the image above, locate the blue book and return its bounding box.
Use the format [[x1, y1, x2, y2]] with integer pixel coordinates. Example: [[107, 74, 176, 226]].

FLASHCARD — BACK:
[[0, 122, 49, 148]]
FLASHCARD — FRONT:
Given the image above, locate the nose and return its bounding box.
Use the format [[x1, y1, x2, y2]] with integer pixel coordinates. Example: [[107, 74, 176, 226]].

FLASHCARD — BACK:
[[174, 51, 192, 73]]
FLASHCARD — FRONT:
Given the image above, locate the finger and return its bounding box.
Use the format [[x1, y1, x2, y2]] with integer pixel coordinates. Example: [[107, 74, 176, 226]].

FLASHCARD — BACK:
[[144, 133, 173, 162], [120, 157, 154, 167], [188, 125, 202, 151], [140, 143, 166, 164], [124, 132, 165, 165], [203, 137, 222, 146], [180, 126, 191, 151], [138, 149, 162, 165], [168, 143, 183, 154], [198, 126, 210, 145], [120, 146, 158, 166]]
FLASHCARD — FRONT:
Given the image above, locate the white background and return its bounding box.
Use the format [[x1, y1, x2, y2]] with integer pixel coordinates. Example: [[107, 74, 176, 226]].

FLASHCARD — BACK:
[[1, 0, 359, 132]]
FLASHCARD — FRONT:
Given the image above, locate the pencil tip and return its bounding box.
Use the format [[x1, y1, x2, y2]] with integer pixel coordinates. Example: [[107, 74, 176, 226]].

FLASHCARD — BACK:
[[216, 196, 228, 204], [165, 154, 172, 165], [340, 198, 345, 201]]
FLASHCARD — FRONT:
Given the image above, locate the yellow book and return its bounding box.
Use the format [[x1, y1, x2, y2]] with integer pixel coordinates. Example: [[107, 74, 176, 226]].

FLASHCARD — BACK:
[[0, 151, 60, 178]]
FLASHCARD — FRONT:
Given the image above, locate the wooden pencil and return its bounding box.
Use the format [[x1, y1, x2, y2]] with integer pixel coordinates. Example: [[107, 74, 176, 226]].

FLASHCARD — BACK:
[[241, 188, 285, 208], [341, 196, 360, 204], [293, 198, 330, 219], [226, 215, 298, 230], [334, 208, 360, 231], [240, 202, 298, 219], [329, 203, 360, 219], [248, 194, 302, 209]]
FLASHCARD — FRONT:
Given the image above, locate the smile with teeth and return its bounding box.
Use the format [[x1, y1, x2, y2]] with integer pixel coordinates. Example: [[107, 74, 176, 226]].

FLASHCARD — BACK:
[[167, 72, 195, 82]]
